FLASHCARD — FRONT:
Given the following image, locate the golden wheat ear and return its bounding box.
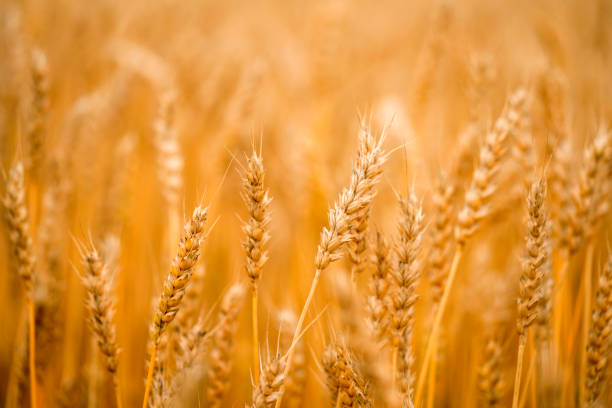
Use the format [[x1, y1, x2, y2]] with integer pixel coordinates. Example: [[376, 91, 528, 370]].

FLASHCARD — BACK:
[[142, 205, 208, 408], [3, 161, 38, 408], [77, 243, 122, 408]]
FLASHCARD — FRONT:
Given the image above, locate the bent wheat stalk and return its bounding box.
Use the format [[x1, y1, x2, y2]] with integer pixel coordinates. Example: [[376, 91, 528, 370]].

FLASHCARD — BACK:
[[142, 206, 208, 408], [415, 89, 526, 406], [274, 123, 387, 408], [512, 179, 549, 408]]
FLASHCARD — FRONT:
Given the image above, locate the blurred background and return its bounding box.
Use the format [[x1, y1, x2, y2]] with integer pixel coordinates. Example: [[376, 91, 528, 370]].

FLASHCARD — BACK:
[[1, 0, 611, 406]]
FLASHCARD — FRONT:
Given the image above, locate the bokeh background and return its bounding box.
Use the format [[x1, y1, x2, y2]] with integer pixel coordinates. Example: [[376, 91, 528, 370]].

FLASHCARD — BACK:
[[1, 0, 611, 406]]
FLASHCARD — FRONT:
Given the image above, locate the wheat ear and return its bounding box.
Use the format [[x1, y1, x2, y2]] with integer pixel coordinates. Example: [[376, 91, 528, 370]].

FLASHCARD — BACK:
[[3, 162, 37, 408], [251, 355, 286, 408], [415, 88, 526, 407], [512, 179, 549, 408], [274, 123, 386, 408], [389, 192, 424, 405], [78, 244, 121, 408], [242, 150, 272, 385], [322, 341, 373, 408], [142, 205, 207, 408]]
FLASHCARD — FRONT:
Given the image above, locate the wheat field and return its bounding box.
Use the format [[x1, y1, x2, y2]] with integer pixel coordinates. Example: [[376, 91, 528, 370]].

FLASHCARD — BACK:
[[1, 0, 612, 407]]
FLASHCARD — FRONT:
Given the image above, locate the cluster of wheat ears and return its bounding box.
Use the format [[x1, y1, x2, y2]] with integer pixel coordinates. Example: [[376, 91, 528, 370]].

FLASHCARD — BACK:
[[1, 0, 612, 407]]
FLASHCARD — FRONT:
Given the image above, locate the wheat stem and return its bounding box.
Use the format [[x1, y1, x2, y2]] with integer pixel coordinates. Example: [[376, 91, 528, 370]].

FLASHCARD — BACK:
[[252, 285, 260, 386], [274, 269, 321, 408], [142, 344, 157, 408], [578, 241, 594, 407], [415, 246, 463, 406], [28, 299, 37, 408], [512, 336, 527, 408]]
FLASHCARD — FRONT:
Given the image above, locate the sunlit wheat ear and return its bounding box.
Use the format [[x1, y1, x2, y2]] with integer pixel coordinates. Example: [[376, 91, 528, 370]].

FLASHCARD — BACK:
[[241, 149, 272, 385], [275, 122, 387, 408], [251, 354, 287, 408], [152, 206, 208, 343], [478, 334, 505, 407], [142, 205, 207, 408], [517, 179, 549, 337], [206, 284, 245, 408], [568, 129, 610, 254], [3, 161, 38, 408], [315, 123, 387, 272], [585, 257, 612, 404], [456, 88, 527, 245], [242, 150, 272, 286], [388, 192, 424, 405], [26, 48, 49, 178], [4, 162, 35, 297], [322, 341, 373, 408], [78, 243, 122, 407]]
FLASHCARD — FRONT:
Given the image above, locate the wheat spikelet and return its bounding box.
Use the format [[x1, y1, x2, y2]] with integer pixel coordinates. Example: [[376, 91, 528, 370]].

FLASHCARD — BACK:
[[206, 284, 245, 408], [585, 257, 612, 404], [478, 334, 505, 407], [322, 341, 373, 408], [456, 89, 526, 245]]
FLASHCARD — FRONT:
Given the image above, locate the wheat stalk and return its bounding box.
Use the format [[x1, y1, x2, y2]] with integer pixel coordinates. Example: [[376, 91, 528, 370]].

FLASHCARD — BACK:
[[78, 244, 121, 408], [512, 179, 549, 408], [416, 88, 526, 407], [389, 192, 424, 405], [3, 162, 38, 408], [242, 150, 272, 385], [142, 205, 207, 408], [274, 123, 386, 407]]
